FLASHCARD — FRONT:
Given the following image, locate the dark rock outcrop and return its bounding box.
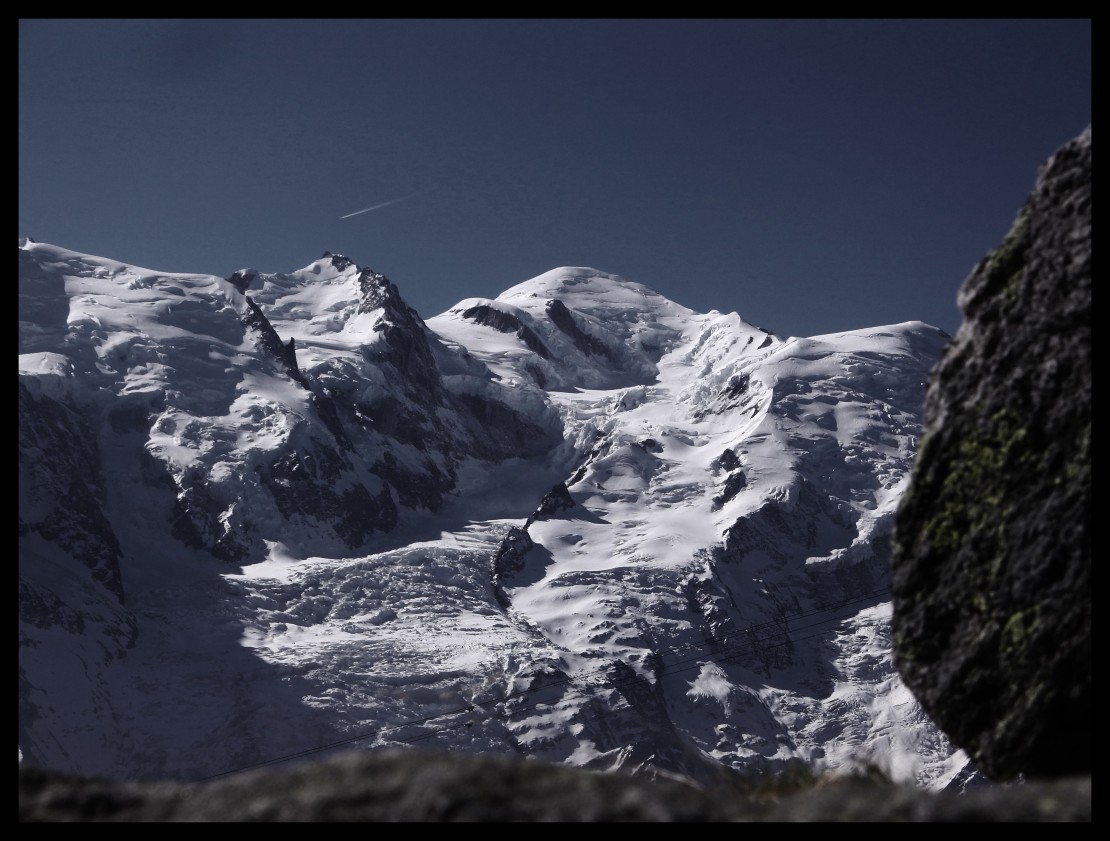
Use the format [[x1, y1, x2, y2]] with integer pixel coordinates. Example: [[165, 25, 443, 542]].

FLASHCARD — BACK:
[[546, 298, 616, 360], [226, 268, 258, 293], [241, 295, 305, 384], [461, 303, 554, 359], [529, 481, 577, 522], [18, 749, 1091, 822], [491, 526, 534, 579], [18, 383, 127, 603], [892, 127, 1091, 781], [257, 449, 398, 541], [712, 471, 747, 510]]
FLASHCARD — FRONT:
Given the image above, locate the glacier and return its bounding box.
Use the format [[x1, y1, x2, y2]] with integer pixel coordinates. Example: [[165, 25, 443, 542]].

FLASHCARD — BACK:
[[18, 239, 970, 789]]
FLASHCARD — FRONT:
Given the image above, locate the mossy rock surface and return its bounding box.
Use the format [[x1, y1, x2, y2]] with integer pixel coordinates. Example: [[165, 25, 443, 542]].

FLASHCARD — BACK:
[[892, 127, 1091, 781]]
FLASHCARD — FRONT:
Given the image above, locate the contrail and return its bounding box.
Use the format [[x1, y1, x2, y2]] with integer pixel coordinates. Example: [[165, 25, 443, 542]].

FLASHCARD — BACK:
[[340, 191, 423, 220]]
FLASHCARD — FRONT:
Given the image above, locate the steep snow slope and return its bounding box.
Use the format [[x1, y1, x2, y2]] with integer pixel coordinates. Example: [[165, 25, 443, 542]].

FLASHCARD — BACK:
[[428, 270, 963, 784], [18, 242, 969, 788]]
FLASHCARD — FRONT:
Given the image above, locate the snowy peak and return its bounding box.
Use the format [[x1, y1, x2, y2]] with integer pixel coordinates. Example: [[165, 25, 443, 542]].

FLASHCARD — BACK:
[[228, 252, 376, 343], [18, 240, 247, 392], [496, 266, 702, 362], [496, 266, 691, 318], [16, 242, 561, 564], [19, 241, 968, 790], [429, 266, 781, 392]]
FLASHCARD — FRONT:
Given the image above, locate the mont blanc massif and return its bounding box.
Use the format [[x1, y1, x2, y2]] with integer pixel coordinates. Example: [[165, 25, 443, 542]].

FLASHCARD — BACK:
[[18, 238, 972, 790]]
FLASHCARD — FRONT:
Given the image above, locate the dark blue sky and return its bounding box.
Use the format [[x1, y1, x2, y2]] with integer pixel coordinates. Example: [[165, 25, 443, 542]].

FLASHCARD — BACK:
[[19, 19, 1090, 339]]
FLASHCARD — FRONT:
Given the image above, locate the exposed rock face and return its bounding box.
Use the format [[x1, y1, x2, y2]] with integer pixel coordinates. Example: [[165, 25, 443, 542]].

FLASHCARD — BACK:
[[529, 481, 577, 522], [545, 298, 617, 361], [892, 127, 1091, 781], [460, 302, 554, 359], [240, 295, 305, 384], [491, 526, 534, 580], [18, 750, 1091, 822], [18, 382, 128, 604]]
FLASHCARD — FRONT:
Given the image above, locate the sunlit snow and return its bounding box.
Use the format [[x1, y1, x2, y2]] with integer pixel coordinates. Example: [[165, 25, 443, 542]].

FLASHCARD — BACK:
[[18, 240, 967, 789]]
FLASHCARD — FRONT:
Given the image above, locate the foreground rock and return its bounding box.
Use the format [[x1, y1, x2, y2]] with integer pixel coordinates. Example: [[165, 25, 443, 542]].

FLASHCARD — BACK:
[[892, 127, 1091, 781], [18, 749, 1091, 822]]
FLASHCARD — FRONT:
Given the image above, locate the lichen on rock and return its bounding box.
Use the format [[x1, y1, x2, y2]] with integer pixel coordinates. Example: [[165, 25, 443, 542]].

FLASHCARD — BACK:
[[892, 127, 1091, 782]]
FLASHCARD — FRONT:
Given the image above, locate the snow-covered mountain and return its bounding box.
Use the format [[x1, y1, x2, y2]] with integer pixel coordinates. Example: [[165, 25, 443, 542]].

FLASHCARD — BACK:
[[18, 239, 970, 789]]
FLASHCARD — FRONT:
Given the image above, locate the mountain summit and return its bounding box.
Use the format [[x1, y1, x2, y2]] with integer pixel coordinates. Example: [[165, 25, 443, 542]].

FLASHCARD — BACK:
[[18, 242, 966, 788]]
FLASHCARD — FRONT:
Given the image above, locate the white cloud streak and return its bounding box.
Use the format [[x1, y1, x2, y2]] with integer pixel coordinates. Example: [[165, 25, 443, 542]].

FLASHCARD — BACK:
[[339, 191, 424, 220]]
